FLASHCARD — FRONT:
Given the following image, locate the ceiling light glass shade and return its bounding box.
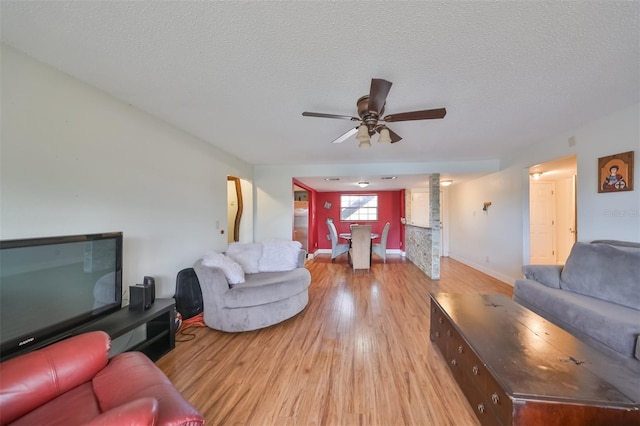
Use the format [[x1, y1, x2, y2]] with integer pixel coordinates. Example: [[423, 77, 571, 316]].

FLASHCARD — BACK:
[[440, 180, 453, 186], [357, 181, 369, 188], [530, 172, 542, 180], [356, 125, 370, 141], [378, 128, 392, 143], [358, 139, 371, 148]]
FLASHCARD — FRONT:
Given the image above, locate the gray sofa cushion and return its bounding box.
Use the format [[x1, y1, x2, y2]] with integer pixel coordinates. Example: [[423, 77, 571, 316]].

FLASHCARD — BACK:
[[514, 278, 640, 359], [560, 242, 640, 310], [522, 264, 562, 288], [590, 240, 640, 248], [223, 268, 311, 309]]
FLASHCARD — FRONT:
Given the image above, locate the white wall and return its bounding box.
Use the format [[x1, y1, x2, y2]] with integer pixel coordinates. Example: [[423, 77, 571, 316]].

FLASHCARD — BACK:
[[448, 103, 639, 285], [574, 105, 639, 241], [0, 45, 253, 298]]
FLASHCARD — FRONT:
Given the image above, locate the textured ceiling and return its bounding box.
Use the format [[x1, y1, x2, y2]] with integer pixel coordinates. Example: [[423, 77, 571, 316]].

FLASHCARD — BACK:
[[1, 1, 638, 176]]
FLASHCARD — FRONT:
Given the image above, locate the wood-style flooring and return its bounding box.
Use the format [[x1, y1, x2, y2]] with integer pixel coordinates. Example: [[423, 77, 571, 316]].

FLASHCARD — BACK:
[[157, 255, 513, 425]]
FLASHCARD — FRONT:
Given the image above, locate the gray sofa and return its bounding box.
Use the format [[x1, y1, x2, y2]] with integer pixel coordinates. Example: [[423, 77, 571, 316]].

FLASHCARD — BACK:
[[514, 240, 640, 367], [193, 250, 311, 332]]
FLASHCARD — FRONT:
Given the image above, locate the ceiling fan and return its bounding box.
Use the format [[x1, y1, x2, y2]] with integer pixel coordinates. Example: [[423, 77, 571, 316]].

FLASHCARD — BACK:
[[302, 78, 446, 146]]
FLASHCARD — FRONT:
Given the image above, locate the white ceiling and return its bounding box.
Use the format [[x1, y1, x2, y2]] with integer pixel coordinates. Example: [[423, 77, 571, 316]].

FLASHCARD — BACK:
[[1, 1, 638, 191]]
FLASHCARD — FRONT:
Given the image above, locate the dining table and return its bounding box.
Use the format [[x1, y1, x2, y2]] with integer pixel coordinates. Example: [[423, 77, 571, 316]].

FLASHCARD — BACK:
[[338, 232, 380, 241]]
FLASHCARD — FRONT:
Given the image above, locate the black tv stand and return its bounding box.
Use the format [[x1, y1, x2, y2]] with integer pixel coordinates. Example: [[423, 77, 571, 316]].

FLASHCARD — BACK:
[[76, 298, 176, 361]]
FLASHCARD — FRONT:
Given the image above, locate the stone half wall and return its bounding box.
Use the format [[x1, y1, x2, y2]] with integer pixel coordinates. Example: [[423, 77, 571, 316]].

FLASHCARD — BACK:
[[405, 174, 441, 279], [405, 225, 440, 279]]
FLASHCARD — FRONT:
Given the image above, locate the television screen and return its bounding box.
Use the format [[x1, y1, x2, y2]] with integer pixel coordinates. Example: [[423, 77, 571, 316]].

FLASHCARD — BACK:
[[0, 232, 122, 360]]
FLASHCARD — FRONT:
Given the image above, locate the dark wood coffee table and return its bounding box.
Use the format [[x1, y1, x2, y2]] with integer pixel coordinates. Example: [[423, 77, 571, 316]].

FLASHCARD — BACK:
[[430, 293, 639, 426]]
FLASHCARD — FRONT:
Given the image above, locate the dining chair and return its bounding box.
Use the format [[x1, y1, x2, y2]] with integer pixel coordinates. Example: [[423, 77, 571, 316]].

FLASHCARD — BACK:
[[327, 219, 349, 262], [372, 222, 390, 263], [349, 225, 372, 272]]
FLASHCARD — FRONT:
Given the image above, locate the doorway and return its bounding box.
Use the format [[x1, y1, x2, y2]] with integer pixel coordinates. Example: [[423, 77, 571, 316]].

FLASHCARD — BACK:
[[227, 176, 254, 244], [227, 176, 243, 244], [440, 189, 449, 257], [529, 155, 577, 265], [293, 186, 309, 252]]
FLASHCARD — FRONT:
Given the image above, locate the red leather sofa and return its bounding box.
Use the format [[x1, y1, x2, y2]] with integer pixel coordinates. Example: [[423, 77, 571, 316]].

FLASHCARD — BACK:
[[0, 331, 204, 426]]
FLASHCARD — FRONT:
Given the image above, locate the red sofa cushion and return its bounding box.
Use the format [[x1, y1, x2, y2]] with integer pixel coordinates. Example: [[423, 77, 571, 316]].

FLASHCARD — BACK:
[[0, 331, 110, 424], [0, 331, 204, 426], [93, 352, 204, 426]]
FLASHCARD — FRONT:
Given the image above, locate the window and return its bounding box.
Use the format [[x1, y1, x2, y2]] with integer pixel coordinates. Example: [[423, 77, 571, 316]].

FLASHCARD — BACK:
[[340, 194, 378, 221]]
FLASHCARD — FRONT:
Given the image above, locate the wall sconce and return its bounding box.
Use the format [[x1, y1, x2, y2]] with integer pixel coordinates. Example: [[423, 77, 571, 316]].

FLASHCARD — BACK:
[[530, 172, 543, 180], [483, 202, 492, 211]]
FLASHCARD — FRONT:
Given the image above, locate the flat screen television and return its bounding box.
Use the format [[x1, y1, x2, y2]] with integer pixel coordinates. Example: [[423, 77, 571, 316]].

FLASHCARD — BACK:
[[0, 232, 122, 360]]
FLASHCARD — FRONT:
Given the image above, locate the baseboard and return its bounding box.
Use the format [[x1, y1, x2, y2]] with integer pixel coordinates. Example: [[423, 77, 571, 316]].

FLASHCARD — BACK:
[[447, 255, 515, 286], [314, 248, 403, 256]]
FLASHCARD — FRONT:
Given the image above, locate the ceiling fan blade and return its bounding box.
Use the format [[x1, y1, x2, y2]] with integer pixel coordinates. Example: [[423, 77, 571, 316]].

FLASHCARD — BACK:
[[332, 127, 358, 144], [383, 107, 447, 122], [368, 78, 393, 115], [387, 127, 403, 143], [302, 112, 359, 121]]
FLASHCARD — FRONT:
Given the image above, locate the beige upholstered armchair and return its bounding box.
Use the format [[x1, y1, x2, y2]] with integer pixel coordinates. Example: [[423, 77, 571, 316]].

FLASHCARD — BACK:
[[327, 219, 349, 262], [349, 225, 372, 272], [372, 222, 390, 263]]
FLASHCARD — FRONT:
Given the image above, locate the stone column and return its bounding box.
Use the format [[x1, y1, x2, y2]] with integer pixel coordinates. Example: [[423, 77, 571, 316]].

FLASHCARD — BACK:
[[429, 174, 441, 279]]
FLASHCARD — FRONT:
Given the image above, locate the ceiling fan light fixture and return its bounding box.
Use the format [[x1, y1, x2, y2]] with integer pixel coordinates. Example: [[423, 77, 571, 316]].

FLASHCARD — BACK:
[[302, 78, 446, 148], [358, 139, 372, 148], [356, 124, 370, 141], [378, 128, 392, 143]]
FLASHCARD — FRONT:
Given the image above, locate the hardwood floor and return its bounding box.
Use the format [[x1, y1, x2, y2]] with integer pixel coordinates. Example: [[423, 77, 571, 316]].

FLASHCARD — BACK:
[[157, 255, 513, 425]]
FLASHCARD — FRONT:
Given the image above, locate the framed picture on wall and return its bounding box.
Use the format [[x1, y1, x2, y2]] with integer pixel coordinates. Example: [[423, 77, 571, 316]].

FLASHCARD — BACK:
[[598, 151, 634, 193]]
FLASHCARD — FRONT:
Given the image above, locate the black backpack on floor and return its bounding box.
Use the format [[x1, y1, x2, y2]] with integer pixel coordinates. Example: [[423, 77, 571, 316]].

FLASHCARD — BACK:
[[174, 268, 203, 320]]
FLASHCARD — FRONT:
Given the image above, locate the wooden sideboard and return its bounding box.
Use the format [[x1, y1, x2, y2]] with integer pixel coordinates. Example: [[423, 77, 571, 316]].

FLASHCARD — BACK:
[[430, 293, 639, 426]]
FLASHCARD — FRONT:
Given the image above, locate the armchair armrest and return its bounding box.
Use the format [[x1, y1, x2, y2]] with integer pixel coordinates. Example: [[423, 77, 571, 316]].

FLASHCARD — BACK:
[[297, 249, 307, 268], [83, 397, 158, 426], [193, 259, 232, 294], [0, 331, 110, 424], [521, 265, 563, 288]]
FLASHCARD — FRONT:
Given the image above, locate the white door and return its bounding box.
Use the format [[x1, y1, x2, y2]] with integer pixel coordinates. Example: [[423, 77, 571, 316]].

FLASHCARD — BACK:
[[555, 176, 577, 264], [530, 182, 556, 264]]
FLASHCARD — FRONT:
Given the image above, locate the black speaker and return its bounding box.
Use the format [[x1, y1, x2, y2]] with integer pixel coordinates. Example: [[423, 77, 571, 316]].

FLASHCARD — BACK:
[[143, 276, 156, 303], [129, 284, 152, 312]]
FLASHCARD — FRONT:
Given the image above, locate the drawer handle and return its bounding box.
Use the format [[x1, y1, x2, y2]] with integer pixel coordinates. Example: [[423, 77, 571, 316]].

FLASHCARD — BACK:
[[477, 403, 485, 414], [492, 393, 499, 404], [447, 330, 452, 337], [438, 317, 443, 324], [458, 345, 463, 354], [451, 359, 457, 366], [472, 366, 479, 375]]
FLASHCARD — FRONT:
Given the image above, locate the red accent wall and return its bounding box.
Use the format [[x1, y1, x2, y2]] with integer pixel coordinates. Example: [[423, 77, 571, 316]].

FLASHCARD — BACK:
[[315, 190, 403, 250]]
